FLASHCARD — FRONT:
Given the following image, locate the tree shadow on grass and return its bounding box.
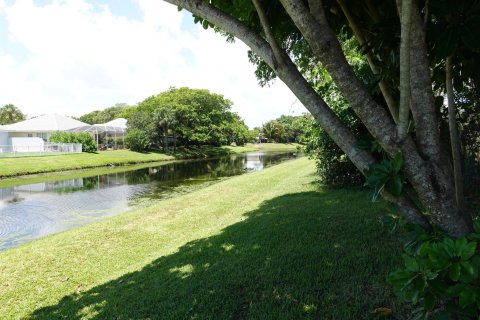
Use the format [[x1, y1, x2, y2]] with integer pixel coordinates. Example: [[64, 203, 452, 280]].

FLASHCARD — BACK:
[[30, 191, 407, 320]]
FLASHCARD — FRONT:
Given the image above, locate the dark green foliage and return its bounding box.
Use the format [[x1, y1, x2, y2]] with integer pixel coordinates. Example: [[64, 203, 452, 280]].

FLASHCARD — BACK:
[[302, 109, 366, 188], [299, 35, 373, 188], [49, 132, 97, 153], [365, 153, 405, 201], [125, 129, 150, 152], [387, 219, 480, 319]]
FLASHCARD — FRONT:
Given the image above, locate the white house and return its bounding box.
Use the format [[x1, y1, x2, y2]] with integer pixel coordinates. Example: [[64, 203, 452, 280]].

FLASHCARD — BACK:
[[0, 114, 88, 152]]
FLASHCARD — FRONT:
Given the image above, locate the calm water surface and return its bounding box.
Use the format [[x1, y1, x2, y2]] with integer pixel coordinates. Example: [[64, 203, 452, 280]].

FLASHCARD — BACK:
[[0, 151, 297, 250]]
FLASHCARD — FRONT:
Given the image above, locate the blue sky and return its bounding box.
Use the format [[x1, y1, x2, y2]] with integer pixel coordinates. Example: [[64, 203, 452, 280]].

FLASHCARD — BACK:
[[0, 0, 305, 128]]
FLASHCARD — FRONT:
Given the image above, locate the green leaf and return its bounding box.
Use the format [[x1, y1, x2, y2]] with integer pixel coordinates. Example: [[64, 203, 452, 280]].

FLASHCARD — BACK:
[[424, 292, 435, 311], [446, 283, 467, 297], [449, 263, 461, 281], [425, 271, 438, 280], [473, 219, 480, 234], [459, 241, 476, 261], [460, 261, 475, 278], [387, 270, 416, 286], [471, 255, 480, 278], [441, 239, 455, 258], [418, 242, 431, 257], [392, 153, 404, 172], [403, 254, 419, 272], [387, 175, 403, 196], [459, 285, 476, 308], [405, 287, 421, 304]]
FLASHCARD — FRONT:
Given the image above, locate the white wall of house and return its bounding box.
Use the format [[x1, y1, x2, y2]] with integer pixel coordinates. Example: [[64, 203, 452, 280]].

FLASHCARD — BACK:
[[0, 132, 8, 146], [10, 137, 45, 152], [8, 132, 50, 141]]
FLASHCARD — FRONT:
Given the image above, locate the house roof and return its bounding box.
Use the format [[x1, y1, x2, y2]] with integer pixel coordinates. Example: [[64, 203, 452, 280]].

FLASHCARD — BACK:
[[97, 118, 127, 129], [67, 118, 128, 134], [0, 114, 88, 132]]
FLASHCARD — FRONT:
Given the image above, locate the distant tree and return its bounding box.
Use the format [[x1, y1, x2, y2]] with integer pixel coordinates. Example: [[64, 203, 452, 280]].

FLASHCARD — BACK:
[[262, 120, 286, 142], [79, 103, 129, 124], [222, 112, 251, 145], [126, 129, 150, 152], [154, 106, 176, 152], [128, 87, 249, 148], [0, 104, 25, 125]]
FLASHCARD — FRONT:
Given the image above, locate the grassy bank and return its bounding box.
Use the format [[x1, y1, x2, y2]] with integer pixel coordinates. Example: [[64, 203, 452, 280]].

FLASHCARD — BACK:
[[0, 157, 406, 319], [0, 150, 174, 178], [0, 143, 299, 178]]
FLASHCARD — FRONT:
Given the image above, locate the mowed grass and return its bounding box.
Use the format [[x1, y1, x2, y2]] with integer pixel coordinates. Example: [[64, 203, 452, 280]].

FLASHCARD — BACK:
[[232, 142, 301, 152], [0, 158, 407, 319], [0, 150, 174, 178]]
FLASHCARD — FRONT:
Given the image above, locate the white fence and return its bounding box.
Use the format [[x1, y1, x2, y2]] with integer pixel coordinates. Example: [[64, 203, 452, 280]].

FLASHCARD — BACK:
[[0, 143, 82, 157]]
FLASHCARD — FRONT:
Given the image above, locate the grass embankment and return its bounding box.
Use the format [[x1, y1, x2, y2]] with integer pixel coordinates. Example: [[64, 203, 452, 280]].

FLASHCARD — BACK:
[[0, 157, 406, 319], [0, 143, 299, 178], [0, 150, 174, 178]]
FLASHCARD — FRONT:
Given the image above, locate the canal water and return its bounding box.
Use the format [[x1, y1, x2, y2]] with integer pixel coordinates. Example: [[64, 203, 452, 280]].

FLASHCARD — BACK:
[[0, 151, 297, 251]]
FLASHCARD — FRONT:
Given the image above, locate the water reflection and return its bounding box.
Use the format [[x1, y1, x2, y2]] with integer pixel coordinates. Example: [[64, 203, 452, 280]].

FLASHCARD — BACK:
[[0, 151, 296, 250]]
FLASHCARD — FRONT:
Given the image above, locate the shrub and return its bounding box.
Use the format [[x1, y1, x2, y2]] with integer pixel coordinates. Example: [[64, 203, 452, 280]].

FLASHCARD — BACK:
[[302, 108, 366, 187], [126, 129, 150, 152], [386, 218, 480, 319], [49, 132, 97, 153]]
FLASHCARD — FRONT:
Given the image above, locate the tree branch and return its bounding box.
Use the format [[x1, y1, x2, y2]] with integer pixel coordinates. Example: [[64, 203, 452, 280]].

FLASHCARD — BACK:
[[251, 0, 284, 70], [382, 191, 431, 229], [163, 0, 376, 172], [408, 1, 442, 161], [446, 56, 465, 210], [336, 0, 399, 123], [278, 0, 471, 236], [307, 0, 327, 23], [163, 0, 472, 236], [397, 0, 413, 139]]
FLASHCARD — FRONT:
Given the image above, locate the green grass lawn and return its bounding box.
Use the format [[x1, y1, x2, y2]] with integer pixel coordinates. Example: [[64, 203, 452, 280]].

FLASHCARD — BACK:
[[0, 157, 407, 319], [0, 144, 299, 178], [227, 142, 301, 153], [0, 150, 175, 178]]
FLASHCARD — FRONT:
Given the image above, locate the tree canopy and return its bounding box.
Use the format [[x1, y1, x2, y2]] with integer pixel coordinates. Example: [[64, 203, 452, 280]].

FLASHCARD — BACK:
[[0, 104, 26, 125], [78, 103, 129, 124], [126, 87, 251, 151], [162, 0, 480, 238]]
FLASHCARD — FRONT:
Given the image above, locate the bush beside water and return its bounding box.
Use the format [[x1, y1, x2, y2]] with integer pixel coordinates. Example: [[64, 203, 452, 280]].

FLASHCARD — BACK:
[[49, 132, 97, 153]]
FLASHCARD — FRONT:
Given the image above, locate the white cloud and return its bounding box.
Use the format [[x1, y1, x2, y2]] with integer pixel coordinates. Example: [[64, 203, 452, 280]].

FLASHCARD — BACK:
[[0, 0, 305, 127]]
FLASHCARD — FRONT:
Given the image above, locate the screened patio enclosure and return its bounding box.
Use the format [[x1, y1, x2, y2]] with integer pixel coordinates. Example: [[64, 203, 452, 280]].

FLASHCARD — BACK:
[[68, 118, 127, 150]]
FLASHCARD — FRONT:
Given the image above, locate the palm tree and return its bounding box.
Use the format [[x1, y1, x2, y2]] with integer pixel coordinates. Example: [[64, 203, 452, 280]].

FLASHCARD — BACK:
[[154, 106, 175, 152], [0, 104, 26, 125]]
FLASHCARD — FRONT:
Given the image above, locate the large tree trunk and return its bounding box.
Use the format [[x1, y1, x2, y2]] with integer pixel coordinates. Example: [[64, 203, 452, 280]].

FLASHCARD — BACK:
[[163, 0, 471, 236], [278, 0, 471, 236]]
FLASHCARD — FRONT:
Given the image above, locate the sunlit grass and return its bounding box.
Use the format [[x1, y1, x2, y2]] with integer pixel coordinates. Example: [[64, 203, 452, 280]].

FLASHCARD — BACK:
[[0, 150, 174, 178], [0, 157, 407, 319]]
